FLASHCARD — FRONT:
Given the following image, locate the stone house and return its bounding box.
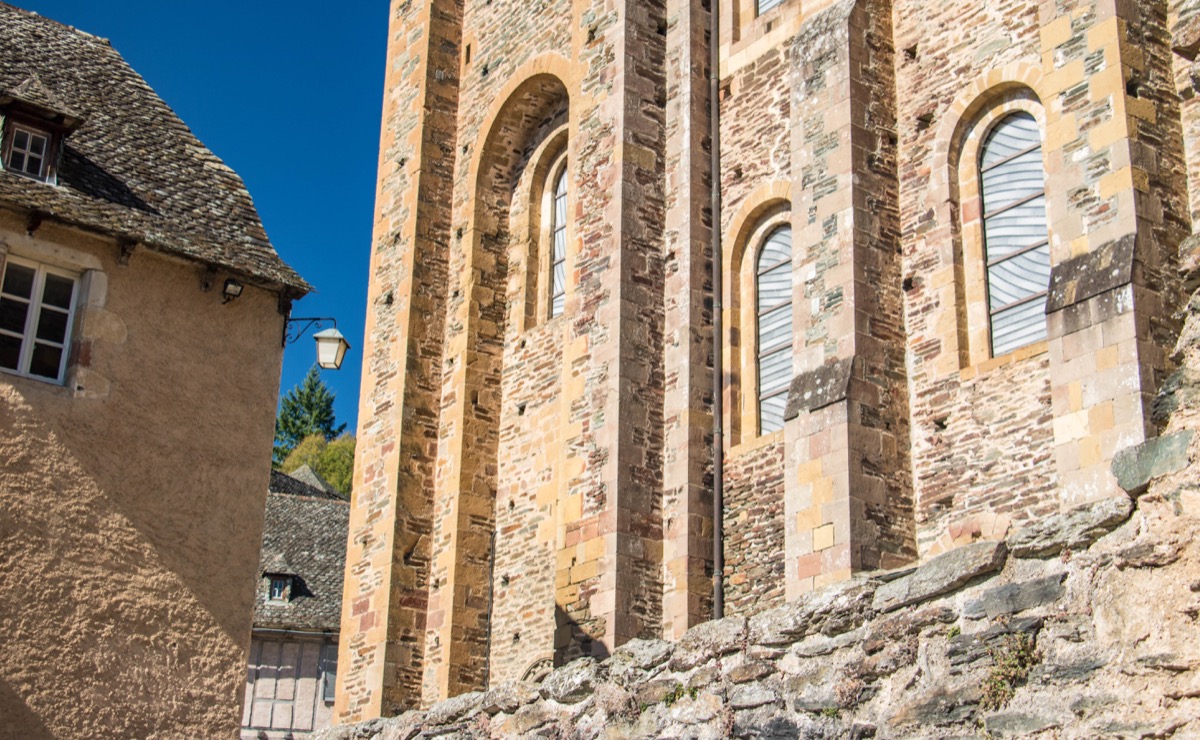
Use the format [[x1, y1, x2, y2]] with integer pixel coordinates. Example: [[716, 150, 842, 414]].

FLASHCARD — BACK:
[[0, 3, 309, 738], [339, 0, 1200, 722], [243, 470, 349, 739]]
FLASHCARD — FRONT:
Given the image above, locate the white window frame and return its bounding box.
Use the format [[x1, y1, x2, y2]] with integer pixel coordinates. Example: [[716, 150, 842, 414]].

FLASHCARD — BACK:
[[7, 123, 52, 181], [0, 255, 79, 384], [268, 575, 290, 602], [757, 0, 785, 15], [978, 112, 1050, 358], [548, 159, 568, 319], [755, 225, 793, 436]]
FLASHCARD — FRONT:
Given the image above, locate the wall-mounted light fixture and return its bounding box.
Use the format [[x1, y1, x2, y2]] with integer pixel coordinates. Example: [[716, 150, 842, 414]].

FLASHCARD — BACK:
[[222, 278, 244, 304], [284, 317, 351, 370]]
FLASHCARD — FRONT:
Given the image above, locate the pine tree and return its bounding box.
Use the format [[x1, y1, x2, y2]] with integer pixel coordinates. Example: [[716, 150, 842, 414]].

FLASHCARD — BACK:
[[274, 365, 346, 464]]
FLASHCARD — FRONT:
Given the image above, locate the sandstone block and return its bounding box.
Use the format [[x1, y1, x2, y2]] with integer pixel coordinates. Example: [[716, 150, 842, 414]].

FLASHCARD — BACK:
[[873, 541, 1008, 613], [1007, 496, 1133, 558]]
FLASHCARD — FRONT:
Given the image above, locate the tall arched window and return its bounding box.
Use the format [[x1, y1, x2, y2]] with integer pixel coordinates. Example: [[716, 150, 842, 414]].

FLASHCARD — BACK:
[[756, 226, 792, 434], [549, 163, 567, 318], [979, 112, 1050, 357]]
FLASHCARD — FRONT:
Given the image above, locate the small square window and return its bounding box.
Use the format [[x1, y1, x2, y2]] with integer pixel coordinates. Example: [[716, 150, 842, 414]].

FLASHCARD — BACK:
[[268, 576, 290, 602], [6, 125, 51, 181], [0, 256, 78, 384]]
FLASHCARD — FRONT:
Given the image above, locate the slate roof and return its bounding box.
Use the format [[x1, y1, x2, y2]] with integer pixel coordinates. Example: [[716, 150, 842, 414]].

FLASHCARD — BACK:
[[0, 3, 309, 293], [255, 480, 349, 632]]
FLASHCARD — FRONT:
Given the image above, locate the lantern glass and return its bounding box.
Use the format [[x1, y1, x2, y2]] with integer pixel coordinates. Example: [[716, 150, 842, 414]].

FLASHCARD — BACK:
[[313, 328, 350, 370]]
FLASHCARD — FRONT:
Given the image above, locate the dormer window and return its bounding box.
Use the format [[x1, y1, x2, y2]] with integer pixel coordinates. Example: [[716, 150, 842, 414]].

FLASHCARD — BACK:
[[6, 124, 51, 180], [268, 575, 291, 602]]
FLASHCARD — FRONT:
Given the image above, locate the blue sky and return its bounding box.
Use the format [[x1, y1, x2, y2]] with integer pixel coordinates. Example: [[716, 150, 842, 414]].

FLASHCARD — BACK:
[[20, 1, 386, 431]]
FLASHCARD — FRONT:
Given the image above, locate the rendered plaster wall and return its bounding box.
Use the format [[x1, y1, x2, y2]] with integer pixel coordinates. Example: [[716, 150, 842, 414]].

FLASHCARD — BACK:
[[0, 214, 285, 739]]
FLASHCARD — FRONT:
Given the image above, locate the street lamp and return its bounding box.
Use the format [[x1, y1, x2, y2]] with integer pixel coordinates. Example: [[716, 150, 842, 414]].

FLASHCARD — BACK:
[[284, 318, 351, 370]]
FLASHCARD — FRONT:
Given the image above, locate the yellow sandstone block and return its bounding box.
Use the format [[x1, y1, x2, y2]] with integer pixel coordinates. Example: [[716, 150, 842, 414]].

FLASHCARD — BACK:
[[813, 523, 835, 552], [1040, 16, 1073, 52], [795, 506, 824, 532]]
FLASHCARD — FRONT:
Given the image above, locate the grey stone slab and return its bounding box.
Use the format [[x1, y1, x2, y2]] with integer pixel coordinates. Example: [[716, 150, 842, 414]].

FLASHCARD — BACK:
[[669, 616, 747, 671], [423, 691, 483, 726], [541, 657, 604, 704], [749, 579, 877, 646], [964, 573, 1066, 620], [872, 541, 1008, 613], [1008, 496, 1133, 558], [984, 711, 1063, 737], [1112, 431, 1194, 496]]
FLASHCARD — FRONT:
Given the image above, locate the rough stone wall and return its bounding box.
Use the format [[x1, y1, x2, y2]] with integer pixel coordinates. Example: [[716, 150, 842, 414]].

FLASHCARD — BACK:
[[0, 216, 285, 739], [722, 439, 786, 616], [316, 336, 1200, 737]]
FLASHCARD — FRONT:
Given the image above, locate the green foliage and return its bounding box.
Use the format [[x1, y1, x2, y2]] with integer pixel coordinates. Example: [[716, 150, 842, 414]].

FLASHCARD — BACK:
[[947, 625, 962, 639], [281, 433, 356, 496], [981, 632, 1042, 711], [820, 707, 841, 719], [275, 365, 346, 463]]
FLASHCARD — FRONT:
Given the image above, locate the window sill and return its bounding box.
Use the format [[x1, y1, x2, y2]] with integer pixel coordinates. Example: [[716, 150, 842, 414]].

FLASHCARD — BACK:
[[959, 340, 1049, 382], [0, 366, 71, 393], [729, 428, 784, 457]]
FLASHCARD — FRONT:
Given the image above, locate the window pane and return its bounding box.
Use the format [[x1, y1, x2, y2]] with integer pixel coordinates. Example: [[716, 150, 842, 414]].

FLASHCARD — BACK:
[[13, 130, 28, 150], [992, 299, 1047, 356], [757, 263, 791, 312], [552, 262, 566, 297], [758, 303, 792, 351], [981, 150, 1045, 213], [42, 274, 75, 310], [758, 347, 791, 397], [553, 228, 567, 263], [35, 307, 69, 343], [2, 264, 35, 298], [987, 244, 1051, 311], [760, 394, 787, 434], [28, 343, 63, 380], [0, 334, 19, 370], [982, 196, 1048, 259], [757, 0, 785, 14], [28, 133, 47, 157], [758, 227, 791, 274], [551, 294, 565, 317], [981, 112, 1040, 168], [0, 297, 29, 335]]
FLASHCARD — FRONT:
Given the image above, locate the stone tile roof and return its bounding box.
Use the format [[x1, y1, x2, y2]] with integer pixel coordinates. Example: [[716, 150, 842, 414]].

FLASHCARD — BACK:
[[269, 467, 344, 501], [0, 3, 309, 293], [255, 485, 349, 632]]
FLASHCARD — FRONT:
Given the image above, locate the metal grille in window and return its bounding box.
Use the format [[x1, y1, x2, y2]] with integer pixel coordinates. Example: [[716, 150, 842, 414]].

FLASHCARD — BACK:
[[979, 112, 1050, 357], [9, 127, 49, 179], [0, 257, 78, 383], [550, 164, 568, 318], [756, 226, 792, 435], [757, 0, 785, 15]]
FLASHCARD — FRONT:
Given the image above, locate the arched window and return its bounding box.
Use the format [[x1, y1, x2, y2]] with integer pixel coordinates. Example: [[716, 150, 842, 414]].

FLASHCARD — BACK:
[[756, 226, 792, 434], [979, 112, 1050, 357], [549, 163, 567, 318]]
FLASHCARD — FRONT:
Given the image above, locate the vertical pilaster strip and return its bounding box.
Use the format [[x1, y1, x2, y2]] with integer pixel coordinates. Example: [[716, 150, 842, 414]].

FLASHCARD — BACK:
[[661, 0, 715, 640], [337, 0, 461, 721]]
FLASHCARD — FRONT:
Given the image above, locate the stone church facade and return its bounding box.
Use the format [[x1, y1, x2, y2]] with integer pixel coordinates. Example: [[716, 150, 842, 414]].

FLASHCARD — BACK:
[[338, 0, 1200, 721]]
